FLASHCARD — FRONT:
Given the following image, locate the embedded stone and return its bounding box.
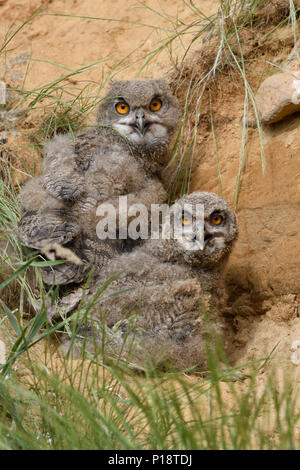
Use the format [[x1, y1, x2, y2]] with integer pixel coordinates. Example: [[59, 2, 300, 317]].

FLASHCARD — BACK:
[[254, 40, 300, 124], [255, 70, 300, 124]]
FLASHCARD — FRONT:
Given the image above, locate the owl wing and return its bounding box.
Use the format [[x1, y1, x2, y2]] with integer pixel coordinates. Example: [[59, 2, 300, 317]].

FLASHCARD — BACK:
[[42, 132, 91, 201], [17, 171, 88, 286], [17, 170, 81, 250], [17, 206, 87, 286]]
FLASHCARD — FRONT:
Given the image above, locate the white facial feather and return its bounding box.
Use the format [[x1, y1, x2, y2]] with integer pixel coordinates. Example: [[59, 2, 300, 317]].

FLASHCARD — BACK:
[[112, 119, 168, 145]]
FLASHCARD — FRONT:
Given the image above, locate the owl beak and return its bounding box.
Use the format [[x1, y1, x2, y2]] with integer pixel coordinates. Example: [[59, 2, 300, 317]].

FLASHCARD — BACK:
[[204, 231, 213, 247], [132, 108, 150, 137], [197, 237, 205, 251], [194, 228, 213, 250], [191, 228, 205, 250]]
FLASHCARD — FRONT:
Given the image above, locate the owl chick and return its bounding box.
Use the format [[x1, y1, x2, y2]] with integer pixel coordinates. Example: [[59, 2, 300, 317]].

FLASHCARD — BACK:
[[63, 192, 238, 372], [17, 79, 180, 285]]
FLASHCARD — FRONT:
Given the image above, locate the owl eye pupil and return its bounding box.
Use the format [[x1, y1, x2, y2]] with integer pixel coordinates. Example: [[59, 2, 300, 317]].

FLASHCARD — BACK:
[[150, 98, 162, 111], [182, 214, 192, 226], [210, 213, 223, 225], [116, 102, 129, 114]]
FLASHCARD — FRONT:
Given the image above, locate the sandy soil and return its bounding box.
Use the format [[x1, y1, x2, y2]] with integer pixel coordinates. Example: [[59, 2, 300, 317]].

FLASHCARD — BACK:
[[0, 0, 218, 86], [0, 0, 300, 410]]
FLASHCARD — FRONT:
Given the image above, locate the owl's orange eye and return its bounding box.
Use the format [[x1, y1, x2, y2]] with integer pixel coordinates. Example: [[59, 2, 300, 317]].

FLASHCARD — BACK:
[[210, 214, 223, 225], [149, 98, 162, 112], [182, 216, 192, 226], [115, 102, 130, 115]]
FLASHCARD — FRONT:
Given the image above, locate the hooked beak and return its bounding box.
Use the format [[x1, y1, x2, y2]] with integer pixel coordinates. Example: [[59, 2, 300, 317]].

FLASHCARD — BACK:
[[190, 227, 205, 250], [192, 230, 213, 251], [204, 231, 213, 248], [131, 108, 150, 137]]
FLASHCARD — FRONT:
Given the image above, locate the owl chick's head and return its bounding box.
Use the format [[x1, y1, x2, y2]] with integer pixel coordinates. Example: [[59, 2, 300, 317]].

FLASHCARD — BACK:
[[97, 79, 180, 155], [163, 192, 238, 268]]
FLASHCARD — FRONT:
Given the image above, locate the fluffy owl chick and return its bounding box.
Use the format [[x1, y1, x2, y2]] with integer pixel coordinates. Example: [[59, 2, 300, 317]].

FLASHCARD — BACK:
[[17, 80, 180, 284], [63, 192, 238, 372]]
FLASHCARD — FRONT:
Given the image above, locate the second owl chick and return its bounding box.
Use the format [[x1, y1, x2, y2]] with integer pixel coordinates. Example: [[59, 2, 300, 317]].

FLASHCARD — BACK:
[[17, 79, 180, 285], [62, 192, 238, 372]]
